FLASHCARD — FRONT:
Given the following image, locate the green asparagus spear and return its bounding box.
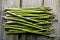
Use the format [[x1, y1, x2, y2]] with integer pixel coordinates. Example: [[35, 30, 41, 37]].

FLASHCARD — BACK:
[[5, 10, 54, 15], [4, 26, 52, 37], [4, 25, 51, 34], [4, 24, 54, 31], [6, 16, 52, 24], [6, 14, 55, 21], [5, 12, 52, 24], [5, 18, 52, 30], [4, 7, 52, 11], [6, 12, 55, 19], [7, 30, 26, 34]]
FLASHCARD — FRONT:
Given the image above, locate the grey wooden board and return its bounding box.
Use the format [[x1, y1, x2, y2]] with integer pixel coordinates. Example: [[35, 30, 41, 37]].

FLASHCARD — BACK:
[[6, 35, 14, 40]]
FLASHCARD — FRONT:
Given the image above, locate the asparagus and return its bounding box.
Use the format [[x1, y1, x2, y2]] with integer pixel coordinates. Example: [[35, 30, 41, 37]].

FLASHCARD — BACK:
[[4, 7, 52, 11], [4, 26, 52, 37], [7, 29, 55, 38], [3, 25, 46, 32], [5, 12, 52, 24], [4, 7, 56, 38], [5, 14, 55, 21], [4, 25, 51, 34], [6, 12, 55, 18], [4, 25, 55, 37], [7, 30, 26, 34], [5, 10, 54, 15], [5, 18, 52, 30], [4, 22, 52, 31], [6, 12, 51, 17], [6, 16, 52, 24], [4, 24, 54, 32]]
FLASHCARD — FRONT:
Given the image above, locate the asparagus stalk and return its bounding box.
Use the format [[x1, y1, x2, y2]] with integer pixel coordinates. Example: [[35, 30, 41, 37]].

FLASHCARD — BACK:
[[4, 26, 52, 37], [5, 25, 51, 34], [4, 7, 52, 11], [7, 29, 55, 38], [5, 12, 54, 18], [6, 16, 52, 24], [5, 17, 52, 30], [5, 12, 52, 24], [8, 30, 55, 38], [3, 25, 47, 32], [7, 11, 54, 15], [4, 25, 55, 38], [5, 14, 55, 21], [5, 10, 54, 15], [5, 13, 55, 21], [3, 7, 56, 38], [4, 22, 51, 31], [7, 30, 26, 34], [4, 24, 54, 32]]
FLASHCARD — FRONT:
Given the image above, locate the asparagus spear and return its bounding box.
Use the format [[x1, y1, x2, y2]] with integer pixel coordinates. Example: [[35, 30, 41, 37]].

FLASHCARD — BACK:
[[4, 26, 52, 37], [6, 12, 51, 17], [4, 24, 55, 37], [5, 12, 52, 24], [4, 25, 51, 34], [6, 29, 55, 38], [4, 22, 51, 31], [5, 14, 55, 21], [4, 7, 52, 11], [5, 13, 55, 21], [7, 29, 55, 38], [5, 12, 54, 18], [5, 10, 54, 15], [5, 17, 52, 30], [4, 24, 54, 32], [7, 30, 26, 34], [6, 16, 52, 24], [3, 25, 47, 32]]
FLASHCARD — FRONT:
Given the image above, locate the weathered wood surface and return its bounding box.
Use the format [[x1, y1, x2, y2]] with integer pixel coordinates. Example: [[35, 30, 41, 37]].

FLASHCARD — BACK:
[[1, 0, 60, 40], [22, 0, 42, 8]]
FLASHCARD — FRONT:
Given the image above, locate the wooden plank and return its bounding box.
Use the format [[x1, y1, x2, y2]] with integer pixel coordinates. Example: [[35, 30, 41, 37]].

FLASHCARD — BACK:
[[25, 34, 34, 40], [13, 34, 18, 40], [20, 34, 26, 40], [22, 0, 43, 8], [6, 35, 14, 40]]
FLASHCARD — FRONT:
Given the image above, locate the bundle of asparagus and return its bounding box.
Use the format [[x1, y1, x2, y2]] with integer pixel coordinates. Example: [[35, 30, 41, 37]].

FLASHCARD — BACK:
[[3, 7, 56, 38]]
